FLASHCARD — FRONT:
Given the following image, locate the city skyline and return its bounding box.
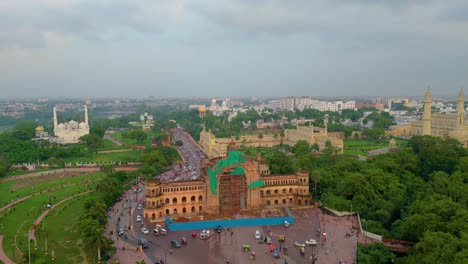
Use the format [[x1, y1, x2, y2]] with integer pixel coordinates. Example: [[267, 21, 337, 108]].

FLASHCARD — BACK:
[[1, 0, 468, 98]]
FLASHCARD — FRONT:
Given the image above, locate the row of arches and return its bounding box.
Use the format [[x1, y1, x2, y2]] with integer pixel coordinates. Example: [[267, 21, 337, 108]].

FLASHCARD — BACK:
[[264, 177, 308, 186], [149, 206, 204, 219], [261, 188, 294, 196], [162, 185, 204, 193], [165, 195, 203, 204], [265, 199, 309, 206]]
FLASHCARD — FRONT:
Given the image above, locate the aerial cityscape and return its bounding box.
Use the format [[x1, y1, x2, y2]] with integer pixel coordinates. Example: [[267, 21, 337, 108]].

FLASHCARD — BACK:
[[1, 1, 467, 264]]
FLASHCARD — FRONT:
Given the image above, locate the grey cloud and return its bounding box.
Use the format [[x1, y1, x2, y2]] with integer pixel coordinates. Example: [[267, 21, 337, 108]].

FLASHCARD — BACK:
[[0, 0, 181, 48]]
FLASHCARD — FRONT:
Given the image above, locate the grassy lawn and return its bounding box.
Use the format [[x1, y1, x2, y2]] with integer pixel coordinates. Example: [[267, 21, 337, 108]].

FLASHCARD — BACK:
[[0, 173, 105, 206], [343, 139, 407, 156], [35, 195, 95, 264], [0, 182, 99, 263], [111, 130, 154, 146]]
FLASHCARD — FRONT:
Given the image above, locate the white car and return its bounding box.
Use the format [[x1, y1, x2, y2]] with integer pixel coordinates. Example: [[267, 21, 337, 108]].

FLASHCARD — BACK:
[[141, 227, 149, 235], [294, 241, 305, 247], [305, 239, 317, 246], [255, 230, 261, 240], [136, 215, 142, 222], [137, 204, 142, 210]]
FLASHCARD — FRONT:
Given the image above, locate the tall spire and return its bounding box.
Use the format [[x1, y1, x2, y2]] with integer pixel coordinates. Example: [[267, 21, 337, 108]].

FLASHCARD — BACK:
[[53, 106, 58, 129], [422, 87, 432, 135], [457, 88, 464, 127], [84, 105, 89, 125]]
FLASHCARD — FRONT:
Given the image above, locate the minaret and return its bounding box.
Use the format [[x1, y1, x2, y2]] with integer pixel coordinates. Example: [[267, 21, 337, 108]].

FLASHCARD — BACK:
[[422, 88, 432, 135], [53, 106, 58, 129], [457, 88, 464, 127], [84, 105, 89, 125]]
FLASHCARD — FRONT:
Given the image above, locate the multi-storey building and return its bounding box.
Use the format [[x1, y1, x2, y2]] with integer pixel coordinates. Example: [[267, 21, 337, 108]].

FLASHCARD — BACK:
[[144, 151, 312, 220], [199, 125, 344, 159], [388, 89, 468, 147]]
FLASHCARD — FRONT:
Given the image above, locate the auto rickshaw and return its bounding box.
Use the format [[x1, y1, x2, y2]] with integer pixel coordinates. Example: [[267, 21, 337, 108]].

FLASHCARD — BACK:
[[181, 237, 187, 245], [300, 246, 305, 256], [242, 244, 250, 252], [278, 235, 285, 242]]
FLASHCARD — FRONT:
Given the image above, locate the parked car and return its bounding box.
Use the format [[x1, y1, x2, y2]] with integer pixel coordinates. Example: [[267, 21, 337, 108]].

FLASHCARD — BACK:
[[155, 224, 162, 230], [136, 215, 142, 222], [255, 230, 261, 240], [138, 237, 149, 249], [137, 204, 142, 210], [117, 228, 125, 236], [305, 239, 317, 246], [153, 229, 159, 236], [141, 227, 149, 235], [284, 221, 290, 227], [170, 240, 181, 248], [294, 241, 305, 247], [160, 228, 167, 235]]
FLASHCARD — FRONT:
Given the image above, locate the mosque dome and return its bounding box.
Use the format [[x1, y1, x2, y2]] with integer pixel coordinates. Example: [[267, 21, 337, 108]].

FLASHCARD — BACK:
[[35, 125, 45, 132]]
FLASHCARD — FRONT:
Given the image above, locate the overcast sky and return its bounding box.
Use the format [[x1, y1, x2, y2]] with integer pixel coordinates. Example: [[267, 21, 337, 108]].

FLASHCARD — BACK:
[[1, 0, 468, 98]]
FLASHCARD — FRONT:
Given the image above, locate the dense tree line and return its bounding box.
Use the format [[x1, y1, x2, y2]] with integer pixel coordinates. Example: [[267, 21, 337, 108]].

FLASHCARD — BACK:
[[79, 170, 133, 262], [315, 136, 467, 263]]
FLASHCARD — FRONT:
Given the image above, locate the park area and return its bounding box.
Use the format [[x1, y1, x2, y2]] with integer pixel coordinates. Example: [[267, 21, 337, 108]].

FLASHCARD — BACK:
[[0, 171, 106, 264], [343, 139, 407, 156]]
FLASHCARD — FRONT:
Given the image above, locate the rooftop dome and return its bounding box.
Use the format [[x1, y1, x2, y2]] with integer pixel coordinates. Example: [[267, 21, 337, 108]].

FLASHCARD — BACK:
[[35, 125, 44, 132]]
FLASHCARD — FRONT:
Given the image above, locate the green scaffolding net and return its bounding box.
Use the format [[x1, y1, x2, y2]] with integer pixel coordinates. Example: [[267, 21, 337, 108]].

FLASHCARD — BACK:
[[208, 151, 247, 194], [248, 180, 264, 190]]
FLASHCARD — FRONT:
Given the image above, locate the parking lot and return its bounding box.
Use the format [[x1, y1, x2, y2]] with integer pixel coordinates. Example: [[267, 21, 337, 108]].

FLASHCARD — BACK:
[[135, 207, 358, 264]]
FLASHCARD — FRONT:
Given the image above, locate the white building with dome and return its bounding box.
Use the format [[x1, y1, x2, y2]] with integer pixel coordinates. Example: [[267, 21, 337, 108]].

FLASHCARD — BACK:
[[52, 105, 90, 144]]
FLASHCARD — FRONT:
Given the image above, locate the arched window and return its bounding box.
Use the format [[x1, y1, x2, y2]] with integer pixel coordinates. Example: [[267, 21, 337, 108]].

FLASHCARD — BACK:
[[173, 197, 178, 204], [173, 208, 177, 214], [274, 200, 278, 205], [183, 207, 187, 213], [298, 199, 302, 205], [266, 200, 271, 205], [152, 213, 156, 220], [182, 197, 187, 203], [289, 198, 293, 204], [282, 189, 286, 194], [152, 201, 155, 207], [198, 195, 203, 202], [159, 212, 163, 218], [191, 196, 196, 202], [165, 198, 170, 204], [266, 190, 271, 195], [282, 199, 286, 204], [199, 206, 203, 212], [274, 189, 278, 194], [165, 209, 169, 215], [289, 188, 293, 193], [151, 189, 155, 195], [260, 190, 264, 196], [191, 206, 195, 212]]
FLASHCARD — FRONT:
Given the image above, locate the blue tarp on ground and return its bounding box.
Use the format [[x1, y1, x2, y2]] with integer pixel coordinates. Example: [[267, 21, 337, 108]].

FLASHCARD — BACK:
[[166, 209, 294, 231]]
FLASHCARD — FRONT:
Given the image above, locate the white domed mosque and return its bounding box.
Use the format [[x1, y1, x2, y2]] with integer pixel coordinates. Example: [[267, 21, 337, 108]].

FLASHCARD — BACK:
[[52, 105, 90, 144]]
